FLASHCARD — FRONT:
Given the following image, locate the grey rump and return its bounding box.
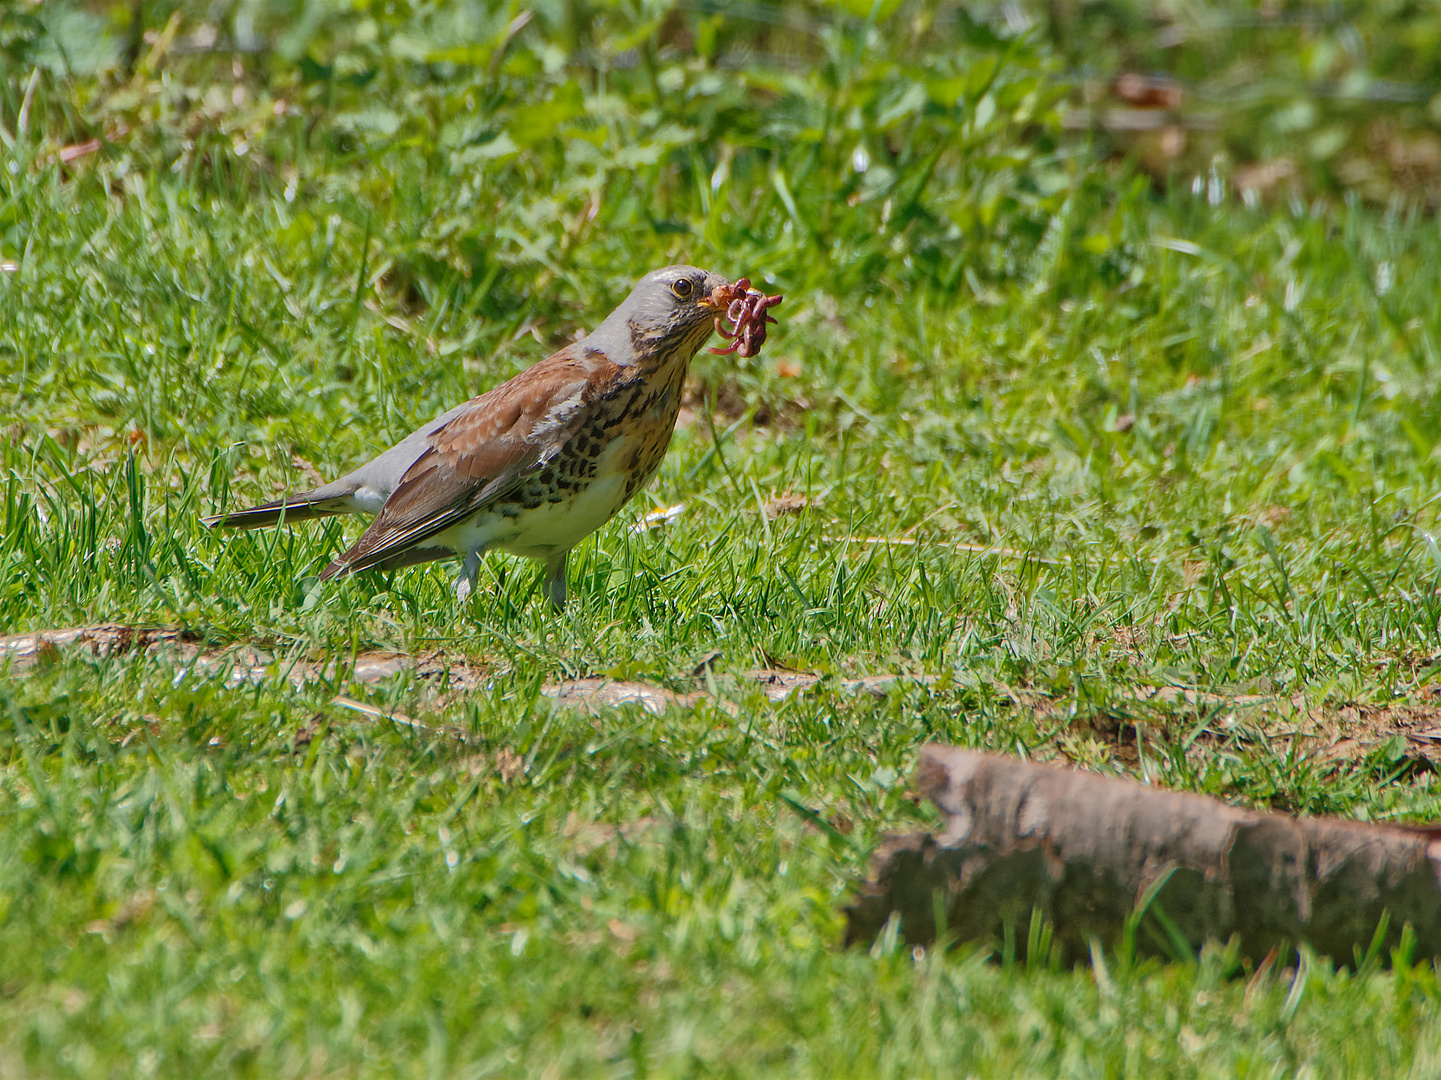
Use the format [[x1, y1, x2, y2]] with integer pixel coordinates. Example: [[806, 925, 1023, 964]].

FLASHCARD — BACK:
[[204, 266, 732, 610]]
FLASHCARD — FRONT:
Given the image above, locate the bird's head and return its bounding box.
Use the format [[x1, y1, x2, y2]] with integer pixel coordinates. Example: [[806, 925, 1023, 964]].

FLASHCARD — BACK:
[[590, 265, 733, 366]]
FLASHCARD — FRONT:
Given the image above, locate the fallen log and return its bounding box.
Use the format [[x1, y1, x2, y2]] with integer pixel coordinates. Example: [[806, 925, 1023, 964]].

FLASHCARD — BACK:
[[845, 745, 1441, 966]]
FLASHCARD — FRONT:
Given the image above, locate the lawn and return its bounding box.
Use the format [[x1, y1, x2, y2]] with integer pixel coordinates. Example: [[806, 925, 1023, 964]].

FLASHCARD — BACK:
[[4, 1, 1441, 1075]]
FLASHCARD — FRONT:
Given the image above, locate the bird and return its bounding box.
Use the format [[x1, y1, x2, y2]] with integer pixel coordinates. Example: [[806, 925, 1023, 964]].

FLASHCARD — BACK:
[[204, 265, 779, 610]]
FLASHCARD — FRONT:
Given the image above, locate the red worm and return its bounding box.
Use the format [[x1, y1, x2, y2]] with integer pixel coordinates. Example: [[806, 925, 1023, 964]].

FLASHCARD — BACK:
[[708, 277, 783, 358]]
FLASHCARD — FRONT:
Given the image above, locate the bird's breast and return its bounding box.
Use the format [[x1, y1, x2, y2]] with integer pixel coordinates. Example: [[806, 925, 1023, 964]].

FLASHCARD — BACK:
[[438, 354, 694, 561]]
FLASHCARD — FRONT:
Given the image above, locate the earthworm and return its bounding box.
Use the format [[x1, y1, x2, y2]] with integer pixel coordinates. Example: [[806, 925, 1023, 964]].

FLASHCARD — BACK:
[[708, 277, 783, 358]]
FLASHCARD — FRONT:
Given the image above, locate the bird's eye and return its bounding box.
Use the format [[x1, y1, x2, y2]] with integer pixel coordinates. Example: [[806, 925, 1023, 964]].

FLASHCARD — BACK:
[[670, 278, 694, 299]]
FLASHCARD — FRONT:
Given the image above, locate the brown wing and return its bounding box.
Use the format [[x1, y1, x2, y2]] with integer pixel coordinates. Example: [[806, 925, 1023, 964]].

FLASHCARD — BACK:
[[319, 350, 604, 579]]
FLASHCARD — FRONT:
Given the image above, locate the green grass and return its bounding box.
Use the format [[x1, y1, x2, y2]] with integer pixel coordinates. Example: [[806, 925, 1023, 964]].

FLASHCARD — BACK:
[[6, 1, 1441, 1076]]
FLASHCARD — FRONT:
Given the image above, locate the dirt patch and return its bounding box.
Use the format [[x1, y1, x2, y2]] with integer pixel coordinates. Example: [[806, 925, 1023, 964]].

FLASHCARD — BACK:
[[20, 623, 1429, 767], [544, 679, 696, 716], [1064, 682, 1441, 770], [562, 813, 661, 856], [541, 670, 939, 716], [743, 669, 939, 701], [0, 625, 488, 693], [0, 624, 937, 716], [0, 624, 187, 665], [1314, 699, 1441, 762]]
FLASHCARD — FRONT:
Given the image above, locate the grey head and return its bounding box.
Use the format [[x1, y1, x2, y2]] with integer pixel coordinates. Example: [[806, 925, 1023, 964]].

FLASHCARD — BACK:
[[585, 265, 732, 365]]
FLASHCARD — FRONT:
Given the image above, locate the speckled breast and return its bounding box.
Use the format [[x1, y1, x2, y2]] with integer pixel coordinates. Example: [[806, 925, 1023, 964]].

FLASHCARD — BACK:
[[503, 356, 690, 527]]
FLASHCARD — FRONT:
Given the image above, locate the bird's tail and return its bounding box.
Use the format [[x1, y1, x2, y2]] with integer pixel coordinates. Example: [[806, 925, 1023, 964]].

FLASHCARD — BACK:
[[202, 494, 348, 530]]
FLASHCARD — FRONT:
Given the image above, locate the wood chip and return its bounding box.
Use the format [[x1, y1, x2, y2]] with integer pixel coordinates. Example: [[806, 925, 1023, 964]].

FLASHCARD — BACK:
[[763, 493, 816, 518], [543, 679, 693, 716]]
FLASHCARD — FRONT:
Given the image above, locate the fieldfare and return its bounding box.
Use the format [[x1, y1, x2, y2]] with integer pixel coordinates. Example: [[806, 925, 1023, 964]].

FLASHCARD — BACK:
[[204, 265, 782, 609]]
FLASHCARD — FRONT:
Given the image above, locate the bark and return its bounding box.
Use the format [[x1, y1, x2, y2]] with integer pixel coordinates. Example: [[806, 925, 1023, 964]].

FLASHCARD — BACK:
[[845, 745, 1441, 965]]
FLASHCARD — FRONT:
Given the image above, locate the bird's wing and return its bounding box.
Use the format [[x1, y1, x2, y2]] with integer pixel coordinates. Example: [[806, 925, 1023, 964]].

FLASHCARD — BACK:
[[320, 352, 604, 578]]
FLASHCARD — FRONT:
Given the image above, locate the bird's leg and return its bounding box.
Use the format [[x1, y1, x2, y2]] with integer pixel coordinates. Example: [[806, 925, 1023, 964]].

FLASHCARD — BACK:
[[543, 551, 568, 611], [454, 547, 482, 603]]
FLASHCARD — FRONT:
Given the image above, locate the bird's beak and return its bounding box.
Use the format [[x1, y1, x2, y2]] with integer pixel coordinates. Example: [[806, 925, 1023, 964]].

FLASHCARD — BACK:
[[698, 279, 739, 311]]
